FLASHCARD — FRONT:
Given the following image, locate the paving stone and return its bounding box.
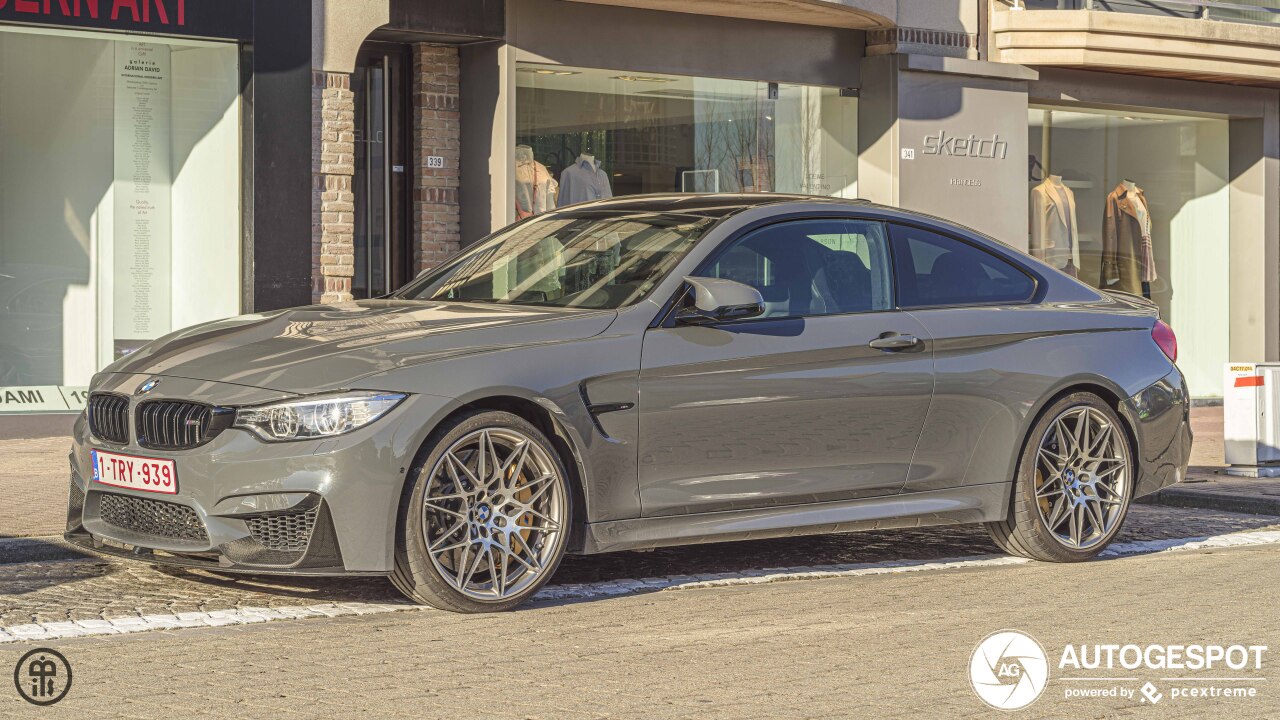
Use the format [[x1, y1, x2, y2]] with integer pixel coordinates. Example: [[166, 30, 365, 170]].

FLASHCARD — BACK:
[[1, 503, 1276, 631], [2, 542, 1276, 719]]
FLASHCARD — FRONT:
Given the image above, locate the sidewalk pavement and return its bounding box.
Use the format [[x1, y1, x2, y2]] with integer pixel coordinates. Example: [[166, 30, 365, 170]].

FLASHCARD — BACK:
[[1, 436, 67, 539], [1, 405, 1277, 543]]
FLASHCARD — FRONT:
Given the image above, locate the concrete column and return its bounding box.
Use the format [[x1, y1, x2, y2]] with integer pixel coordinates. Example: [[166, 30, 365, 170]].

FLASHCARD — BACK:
[[858, 54, 1037, 246], [460, 40, 517, 245]]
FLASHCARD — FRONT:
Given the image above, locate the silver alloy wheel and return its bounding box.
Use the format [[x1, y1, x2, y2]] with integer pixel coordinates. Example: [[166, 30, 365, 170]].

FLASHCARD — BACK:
[[1033, 405, 1130, 550], [420, 428, 566, 601]]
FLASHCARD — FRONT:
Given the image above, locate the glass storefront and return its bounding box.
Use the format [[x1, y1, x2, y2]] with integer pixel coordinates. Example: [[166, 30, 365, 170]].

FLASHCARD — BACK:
[[514, 64, 857, 216], [1029, 105, 1230, 396], [0, 26, 241, 412]]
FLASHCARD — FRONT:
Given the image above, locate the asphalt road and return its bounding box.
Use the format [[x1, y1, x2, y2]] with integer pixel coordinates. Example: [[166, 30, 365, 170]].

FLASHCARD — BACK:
[[1, 503, 1277, 719]]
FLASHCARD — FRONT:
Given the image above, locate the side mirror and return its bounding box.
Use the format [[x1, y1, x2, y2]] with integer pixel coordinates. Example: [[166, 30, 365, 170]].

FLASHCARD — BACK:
[[675, 277, 765, 326]]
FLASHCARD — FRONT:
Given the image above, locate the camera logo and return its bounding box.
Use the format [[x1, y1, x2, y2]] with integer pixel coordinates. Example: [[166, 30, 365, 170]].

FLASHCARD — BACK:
[[970, 630, 1049, 710]]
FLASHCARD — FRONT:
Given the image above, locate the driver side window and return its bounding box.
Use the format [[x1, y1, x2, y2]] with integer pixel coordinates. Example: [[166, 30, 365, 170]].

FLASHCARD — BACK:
[[703, 219, 893, 319]]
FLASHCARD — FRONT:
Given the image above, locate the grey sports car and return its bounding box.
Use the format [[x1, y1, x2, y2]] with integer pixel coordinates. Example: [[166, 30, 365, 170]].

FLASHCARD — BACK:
[[65, 194, 1191, 612]]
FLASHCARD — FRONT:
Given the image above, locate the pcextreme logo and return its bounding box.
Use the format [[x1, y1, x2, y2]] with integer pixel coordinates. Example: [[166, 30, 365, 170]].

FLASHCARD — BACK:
[[969, 630, 1050, 710]]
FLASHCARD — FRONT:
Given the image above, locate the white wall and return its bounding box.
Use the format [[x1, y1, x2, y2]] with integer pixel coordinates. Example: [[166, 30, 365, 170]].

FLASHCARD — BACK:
[[170, 45, 241, 331], [0, 27, 239, 388]]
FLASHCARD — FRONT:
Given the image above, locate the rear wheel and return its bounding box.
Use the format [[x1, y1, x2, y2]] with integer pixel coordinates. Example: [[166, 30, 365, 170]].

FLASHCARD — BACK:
[[987, 392, 1133, 562], [392, 411, 571, 612]]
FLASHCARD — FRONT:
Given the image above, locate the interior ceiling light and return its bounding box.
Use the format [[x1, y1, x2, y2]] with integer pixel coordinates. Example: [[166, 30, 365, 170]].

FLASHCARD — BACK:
[[517, 67, 580, 76], [611, 75, 677, 83]]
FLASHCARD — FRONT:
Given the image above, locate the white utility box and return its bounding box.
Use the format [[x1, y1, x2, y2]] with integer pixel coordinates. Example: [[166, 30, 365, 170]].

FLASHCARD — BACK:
[[1224, 362, 1280, 476]]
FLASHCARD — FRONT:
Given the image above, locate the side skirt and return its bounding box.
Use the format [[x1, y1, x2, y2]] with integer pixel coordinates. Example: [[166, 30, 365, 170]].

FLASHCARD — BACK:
[[581, 483, 1010, 554]]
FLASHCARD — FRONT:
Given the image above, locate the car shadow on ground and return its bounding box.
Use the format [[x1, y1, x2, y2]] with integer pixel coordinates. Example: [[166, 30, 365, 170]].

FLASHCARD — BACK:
[[3, 507, 1276, 621], [136, 527, 1010, 605], [0, 535, 96, 565], [127, 507, 1280, 602]]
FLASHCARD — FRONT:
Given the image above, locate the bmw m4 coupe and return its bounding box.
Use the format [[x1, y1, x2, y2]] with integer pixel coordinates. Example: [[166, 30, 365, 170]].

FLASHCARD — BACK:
[[66, 195, 1192, 612]]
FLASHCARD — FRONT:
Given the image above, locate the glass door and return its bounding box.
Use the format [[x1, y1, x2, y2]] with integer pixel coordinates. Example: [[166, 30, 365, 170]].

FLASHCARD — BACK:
[[352, 43, 411, 298]]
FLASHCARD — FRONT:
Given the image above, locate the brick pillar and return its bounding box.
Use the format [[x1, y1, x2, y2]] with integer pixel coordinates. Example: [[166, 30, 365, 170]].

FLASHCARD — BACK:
[[313, 71, 356, 303], [412, 45, 462, 273]]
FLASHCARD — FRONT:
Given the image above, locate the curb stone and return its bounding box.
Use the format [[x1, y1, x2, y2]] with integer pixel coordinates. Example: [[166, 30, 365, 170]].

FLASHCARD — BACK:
[[1141, 487, 1280, 517]]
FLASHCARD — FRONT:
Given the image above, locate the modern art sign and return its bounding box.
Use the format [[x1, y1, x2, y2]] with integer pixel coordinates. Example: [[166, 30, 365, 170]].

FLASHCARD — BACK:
[[0, 0, 252, 40]]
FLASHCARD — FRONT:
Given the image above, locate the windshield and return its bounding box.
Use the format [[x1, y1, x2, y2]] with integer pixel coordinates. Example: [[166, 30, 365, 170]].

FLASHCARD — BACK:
[[395, 211, 715, 309]]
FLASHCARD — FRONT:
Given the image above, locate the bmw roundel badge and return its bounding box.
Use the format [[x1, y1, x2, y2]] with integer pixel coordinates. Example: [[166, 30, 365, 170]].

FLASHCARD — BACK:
[[137, 378, 162, 395]]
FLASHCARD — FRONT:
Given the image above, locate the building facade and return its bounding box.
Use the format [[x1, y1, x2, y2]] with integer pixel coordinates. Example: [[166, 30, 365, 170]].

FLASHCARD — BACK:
[[2, 0, 1278, 429], [0, 0, 312, 431], [308, 0, 1280, 402]]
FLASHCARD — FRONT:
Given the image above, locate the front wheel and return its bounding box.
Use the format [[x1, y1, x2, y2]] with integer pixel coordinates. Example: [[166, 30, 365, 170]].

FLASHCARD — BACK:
[[392, 410, 572, 612], [987, 392, 1133, 562]]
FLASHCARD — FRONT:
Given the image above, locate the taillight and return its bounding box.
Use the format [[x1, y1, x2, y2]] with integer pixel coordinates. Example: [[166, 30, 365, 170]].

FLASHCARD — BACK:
[[1152, 319, 1177, 363]]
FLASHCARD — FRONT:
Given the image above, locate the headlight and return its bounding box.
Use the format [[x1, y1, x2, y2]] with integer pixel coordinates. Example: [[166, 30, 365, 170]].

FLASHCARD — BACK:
[[233, 391, 406, 442]]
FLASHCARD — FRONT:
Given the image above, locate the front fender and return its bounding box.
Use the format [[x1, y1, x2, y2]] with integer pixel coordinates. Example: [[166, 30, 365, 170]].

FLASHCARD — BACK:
[[358, 331, 644, 525]]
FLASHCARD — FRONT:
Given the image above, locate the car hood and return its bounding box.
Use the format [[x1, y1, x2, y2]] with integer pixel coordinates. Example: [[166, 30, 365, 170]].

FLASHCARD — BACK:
[[103, 300, 619, 394]]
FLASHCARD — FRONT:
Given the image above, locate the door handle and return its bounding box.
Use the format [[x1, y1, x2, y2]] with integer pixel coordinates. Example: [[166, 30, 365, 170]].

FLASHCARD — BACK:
[[868, 333, 922, 351]]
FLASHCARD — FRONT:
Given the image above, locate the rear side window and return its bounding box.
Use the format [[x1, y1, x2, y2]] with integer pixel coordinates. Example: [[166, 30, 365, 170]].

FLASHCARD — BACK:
[[889, 224, 1036, 308]]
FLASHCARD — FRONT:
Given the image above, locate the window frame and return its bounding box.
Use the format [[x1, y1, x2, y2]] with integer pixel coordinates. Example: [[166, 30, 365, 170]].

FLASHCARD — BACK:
[[657, 214, 900, 328], [886, 220, 1043, 311]]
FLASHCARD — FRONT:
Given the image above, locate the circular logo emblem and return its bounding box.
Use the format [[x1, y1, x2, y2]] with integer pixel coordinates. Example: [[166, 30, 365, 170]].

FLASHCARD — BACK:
[[969, 630, 1049, 711], [137, 377, 161, 395], [13, 647, 72, 706]]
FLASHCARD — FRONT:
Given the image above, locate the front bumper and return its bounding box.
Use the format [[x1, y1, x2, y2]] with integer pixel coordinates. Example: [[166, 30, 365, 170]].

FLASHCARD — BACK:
[[65, 374, 457, 574], [1121, 365, 1194, 498]]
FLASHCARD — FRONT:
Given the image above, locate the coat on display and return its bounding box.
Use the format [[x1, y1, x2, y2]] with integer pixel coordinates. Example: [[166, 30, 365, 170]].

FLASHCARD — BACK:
[[1029, 175, 1082, 276], [1102, 182, 1157, 296]]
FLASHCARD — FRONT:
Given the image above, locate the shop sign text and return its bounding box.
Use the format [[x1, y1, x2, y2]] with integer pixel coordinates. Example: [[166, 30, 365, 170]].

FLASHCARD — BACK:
[[0, 386, 88, 413], [0, 0, 187, 27], [922, 131, 1008, 160]]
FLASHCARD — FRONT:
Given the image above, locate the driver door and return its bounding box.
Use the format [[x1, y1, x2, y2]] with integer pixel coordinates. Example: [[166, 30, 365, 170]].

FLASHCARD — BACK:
[[637, 218, 935, 517]]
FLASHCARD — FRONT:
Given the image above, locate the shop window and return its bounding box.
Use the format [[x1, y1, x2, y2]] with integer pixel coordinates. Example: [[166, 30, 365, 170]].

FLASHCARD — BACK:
[[514, 64, 857, 216], [0, 27, 240, 409], [890, 225, 1036, 309], [1029, 106, 1229, 395], [703, 219, 892, 319]]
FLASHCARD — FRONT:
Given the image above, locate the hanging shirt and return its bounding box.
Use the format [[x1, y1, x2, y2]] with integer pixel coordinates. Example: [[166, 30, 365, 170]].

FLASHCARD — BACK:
[[558, 157, 613, 205]]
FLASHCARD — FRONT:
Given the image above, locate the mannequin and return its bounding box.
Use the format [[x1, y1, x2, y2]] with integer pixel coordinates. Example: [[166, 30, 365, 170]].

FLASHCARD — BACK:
[[1029, 174, 1081, 276], [514, 145, 557, 219], [1103, 179, 1156, 298], [559, 153, 613, 205]]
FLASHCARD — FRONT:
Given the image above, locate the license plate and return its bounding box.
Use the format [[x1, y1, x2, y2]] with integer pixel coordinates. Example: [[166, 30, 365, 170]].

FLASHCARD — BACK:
[[91, 450, 178, 494]]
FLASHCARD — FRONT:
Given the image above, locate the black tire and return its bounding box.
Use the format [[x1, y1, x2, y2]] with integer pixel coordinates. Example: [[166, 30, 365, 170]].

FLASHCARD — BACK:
[[391, 410, 573, 612], [986, 392, 1134, 562]]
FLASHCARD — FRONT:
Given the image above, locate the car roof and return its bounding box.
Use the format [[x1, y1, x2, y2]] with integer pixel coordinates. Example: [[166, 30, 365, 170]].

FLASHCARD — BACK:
[[556, 193, 1021, 254], [556, 193, 941, 226], [556, 193, 875, 217]]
